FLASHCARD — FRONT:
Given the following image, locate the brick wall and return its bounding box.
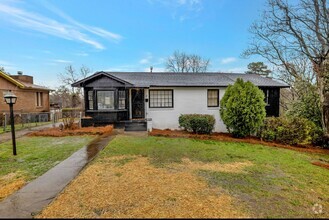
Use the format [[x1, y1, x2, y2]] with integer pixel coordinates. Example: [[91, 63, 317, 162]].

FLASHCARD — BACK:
[[0, 77, 50, 113]]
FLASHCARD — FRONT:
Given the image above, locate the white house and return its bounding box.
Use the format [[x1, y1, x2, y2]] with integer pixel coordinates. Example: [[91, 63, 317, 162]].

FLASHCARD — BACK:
[[72, 72, 289, 132]]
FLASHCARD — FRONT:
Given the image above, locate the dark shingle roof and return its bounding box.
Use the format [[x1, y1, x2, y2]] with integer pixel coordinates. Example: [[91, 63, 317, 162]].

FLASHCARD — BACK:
[[73, 71, 289, 88]]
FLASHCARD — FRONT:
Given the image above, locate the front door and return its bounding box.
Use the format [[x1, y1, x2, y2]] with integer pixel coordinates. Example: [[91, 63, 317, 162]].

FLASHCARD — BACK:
[[131, 89, 144, 119]]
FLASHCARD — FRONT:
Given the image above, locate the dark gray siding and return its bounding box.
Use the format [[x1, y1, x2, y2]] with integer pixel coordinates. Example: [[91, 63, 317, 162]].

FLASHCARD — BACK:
[[84, 75, 126, 88]]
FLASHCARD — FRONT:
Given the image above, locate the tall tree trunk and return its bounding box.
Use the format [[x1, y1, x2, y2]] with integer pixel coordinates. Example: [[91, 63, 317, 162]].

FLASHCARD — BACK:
[[323, 92, 329, 135], [318, 76, 326, 131], [317, 61, 329, 134]]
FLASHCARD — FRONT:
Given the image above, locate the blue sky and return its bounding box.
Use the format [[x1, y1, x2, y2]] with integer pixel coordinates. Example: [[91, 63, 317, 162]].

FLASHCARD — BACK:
[[0, 0, 267, 89]]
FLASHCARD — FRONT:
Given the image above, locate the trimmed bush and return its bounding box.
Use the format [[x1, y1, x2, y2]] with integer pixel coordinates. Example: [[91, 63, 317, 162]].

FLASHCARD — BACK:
[[178, 114, 215, 134], [220, 78, 266, 138], [259, 116, 319, 145]]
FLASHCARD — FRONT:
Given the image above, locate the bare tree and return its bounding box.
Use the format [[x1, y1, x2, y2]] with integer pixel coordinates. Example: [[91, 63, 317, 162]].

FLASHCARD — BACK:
[[58, 64, 92, 108], [49, 85, 72, 108], [80, 65, 91, 79], [189, 54, 210, 73], [166, 50, 210, 73], [243, 0, 329, 133]]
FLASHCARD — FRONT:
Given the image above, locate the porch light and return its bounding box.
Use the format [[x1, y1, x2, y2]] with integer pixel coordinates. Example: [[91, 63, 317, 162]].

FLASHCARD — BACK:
[[4, 91, 17, 155], [4, 92, 17, 105]]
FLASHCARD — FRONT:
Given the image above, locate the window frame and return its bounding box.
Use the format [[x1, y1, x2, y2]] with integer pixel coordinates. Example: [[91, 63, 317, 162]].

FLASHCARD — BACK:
[[87, 90, 94, 110], [149, 89, 174, 108], [118, 90, 126, 110], [96, 90, 115, 110], [207, 89, 219, 107], [36, 92, 43, 107]]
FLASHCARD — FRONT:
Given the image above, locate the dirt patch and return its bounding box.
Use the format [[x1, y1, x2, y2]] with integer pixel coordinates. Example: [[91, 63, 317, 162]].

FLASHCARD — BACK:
[[37, 156, 249, 218], [312, 161, 329, 170], [150, 129, 329, 155], [29, 125, 113, 137], [0, 172, 26, 201]]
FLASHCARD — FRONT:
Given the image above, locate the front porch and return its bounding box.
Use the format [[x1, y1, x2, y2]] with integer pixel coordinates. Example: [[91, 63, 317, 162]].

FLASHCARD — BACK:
[[81, 87, 149, 131]]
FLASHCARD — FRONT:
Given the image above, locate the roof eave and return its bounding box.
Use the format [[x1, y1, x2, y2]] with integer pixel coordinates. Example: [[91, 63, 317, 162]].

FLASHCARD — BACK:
[[72, 71, 134, 87], [0, 71, 25, 88]]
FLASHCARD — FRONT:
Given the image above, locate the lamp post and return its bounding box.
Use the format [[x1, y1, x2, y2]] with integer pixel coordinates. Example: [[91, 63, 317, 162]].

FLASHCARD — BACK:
[[4, 92, 17, 156]]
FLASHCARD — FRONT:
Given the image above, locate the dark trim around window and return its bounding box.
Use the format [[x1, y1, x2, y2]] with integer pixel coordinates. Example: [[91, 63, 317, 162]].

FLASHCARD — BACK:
[[149, 89, 174, 108], [207, 89, 219, 107]]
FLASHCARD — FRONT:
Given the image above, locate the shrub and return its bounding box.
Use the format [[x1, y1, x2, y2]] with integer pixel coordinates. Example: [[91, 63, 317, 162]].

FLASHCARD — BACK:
[[179, 114, 215, 134], [260, 116, 319, 145], [178, 114, 193, 131], [220, 78, 266, 138]]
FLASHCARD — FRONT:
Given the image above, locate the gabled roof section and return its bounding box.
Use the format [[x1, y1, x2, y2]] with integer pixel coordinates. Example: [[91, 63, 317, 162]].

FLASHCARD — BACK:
[[109, 72, 289, 88], [19, 81, 52, 91], [72, 71, 134, 87], [73, 71, 290, 88], [0, 70, 25, 88]]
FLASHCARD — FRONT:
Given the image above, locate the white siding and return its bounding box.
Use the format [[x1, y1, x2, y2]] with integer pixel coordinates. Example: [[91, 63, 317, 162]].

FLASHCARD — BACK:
[[145, 87, 227, 132]]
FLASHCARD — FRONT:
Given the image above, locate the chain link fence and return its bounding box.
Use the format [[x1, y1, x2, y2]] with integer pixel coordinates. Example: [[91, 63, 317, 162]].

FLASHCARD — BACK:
[[1, 111, 63, 132], [0, 109, 85, 132]]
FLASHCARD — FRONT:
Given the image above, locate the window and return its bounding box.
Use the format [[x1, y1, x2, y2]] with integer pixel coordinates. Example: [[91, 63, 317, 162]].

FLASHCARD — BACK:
[[207, 89, 219, 107], [36, 92, 43, 107], [97, 91, 114, 110], [118, 90, 126, 109], [88, 91, 93, 110], [149, 90, 173, 108]]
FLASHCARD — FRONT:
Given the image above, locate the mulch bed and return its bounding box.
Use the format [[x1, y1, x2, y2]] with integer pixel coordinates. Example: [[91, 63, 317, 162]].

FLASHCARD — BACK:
[[149, 129, 329, 155], [28, 125, 113, 137], [311, 161, 329, 170]]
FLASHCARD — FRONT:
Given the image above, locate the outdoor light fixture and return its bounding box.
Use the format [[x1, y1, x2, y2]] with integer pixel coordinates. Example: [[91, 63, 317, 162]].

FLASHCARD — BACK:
[[4, 92, 17, 105], [4, 91, 17, 155]]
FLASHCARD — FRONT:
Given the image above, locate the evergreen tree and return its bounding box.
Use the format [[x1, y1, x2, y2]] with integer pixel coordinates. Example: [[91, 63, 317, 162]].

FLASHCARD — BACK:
[[245, 62, 271, 76], [220, 78, 266, 138]]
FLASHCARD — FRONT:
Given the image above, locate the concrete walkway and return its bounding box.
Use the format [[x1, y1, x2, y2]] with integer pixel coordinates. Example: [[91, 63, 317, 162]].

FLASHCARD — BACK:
[[0, 130, 119, 218], [0, 122, 63, 144]]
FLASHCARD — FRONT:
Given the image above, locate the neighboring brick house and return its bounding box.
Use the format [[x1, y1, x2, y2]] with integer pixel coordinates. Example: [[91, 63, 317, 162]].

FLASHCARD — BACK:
[[0, 71, 51, 113]]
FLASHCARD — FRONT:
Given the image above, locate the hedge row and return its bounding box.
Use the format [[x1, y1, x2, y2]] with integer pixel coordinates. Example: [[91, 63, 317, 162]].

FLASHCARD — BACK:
[[259, 117, 322, 145]]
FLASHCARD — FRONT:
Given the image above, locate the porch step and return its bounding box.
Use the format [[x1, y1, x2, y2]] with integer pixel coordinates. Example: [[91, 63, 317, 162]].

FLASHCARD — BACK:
[[124, 121, 147, 131]]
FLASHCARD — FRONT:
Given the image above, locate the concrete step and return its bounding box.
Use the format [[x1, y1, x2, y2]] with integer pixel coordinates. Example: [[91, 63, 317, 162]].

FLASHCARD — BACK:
[[124, 121, 147, 131]]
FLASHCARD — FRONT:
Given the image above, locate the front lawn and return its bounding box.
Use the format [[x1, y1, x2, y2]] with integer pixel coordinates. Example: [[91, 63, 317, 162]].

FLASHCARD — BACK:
[[0, 135, 94, 200], [38, 135, 329, 218]]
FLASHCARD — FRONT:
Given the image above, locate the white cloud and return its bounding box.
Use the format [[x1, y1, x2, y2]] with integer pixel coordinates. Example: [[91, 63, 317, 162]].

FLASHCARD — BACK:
[[52, 59, 72, 63], [41, 1, 122, 42], [220, 57, 237, 64], [139, 59, 150, 64], [139, 52, 153, 64], [0, 1, 122, 50], [148, 0, 203, 22]]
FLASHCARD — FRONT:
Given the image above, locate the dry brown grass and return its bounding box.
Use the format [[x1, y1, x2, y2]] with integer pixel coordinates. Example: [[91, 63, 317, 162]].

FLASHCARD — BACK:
[[37, 156, 249, 218], [0, 172, 26, 201], [169, 158, 253, 173], [29, 125, 113, 137]]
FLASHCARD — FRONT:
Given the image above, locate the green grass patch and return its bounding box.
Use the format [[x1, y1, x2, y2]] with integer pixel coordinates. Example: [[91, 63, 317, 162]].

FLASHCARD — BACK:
[[0, 121, 52, 134], [0, 135, 94, 181], [101, 135, 329, 218]]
